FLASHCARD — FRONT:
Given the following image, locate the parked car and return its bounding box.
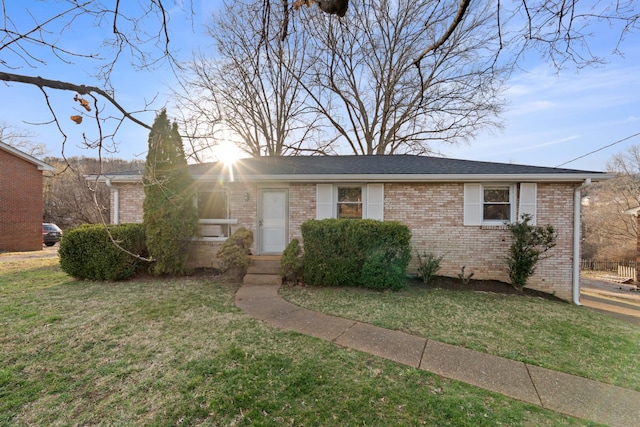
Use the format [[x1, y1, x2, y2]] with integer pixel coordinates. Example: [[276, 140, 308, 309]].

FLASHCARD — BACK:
[[42, 223, 62, 246]]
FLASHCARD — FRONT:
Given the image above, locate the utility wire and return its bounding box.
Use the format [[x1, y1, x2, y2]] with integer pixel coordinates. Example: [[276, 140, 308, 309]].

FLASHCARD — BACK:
[[555, 130, 640, 168]]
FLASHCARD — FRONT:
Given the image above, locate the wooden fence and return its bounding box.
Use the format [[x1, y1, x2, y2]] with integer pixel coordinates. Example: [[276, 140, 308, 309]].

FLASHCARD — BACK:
[[581, 259, 637, 279]]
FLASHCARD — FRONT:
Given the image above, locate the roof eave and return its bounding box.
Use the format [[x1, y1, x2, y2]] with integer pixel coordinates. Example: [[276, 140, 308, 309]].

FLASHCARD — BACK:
[[194, 172, 615, 183], [86, 174, 143, 183], [93, 172, 614, 184], [0, 141, 54, 171]]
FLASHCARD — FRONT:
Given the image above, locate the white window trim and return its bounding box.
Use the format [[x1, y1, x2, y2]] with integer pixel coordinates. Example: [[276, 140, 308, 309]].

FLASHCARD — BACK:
[[482, 183, 517, 225], [193, 188, 234, 240], [464, 183, 517, 226], [316, 183, 384, 220], [336, 184, 366, 219]]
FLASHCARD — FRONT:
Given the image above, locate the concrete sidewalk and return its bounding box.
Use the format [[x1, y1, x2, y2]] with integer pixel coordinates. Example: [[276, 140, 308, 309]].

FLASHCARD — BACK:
[[236, 283, 640, 427]]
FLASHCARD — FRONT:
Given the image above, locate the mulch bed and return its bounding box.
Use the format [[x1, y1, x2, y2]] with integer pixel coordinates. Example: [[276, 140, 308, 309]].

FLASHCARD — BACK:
[[192, 267, 565, 303], [408, 276, 567, 302]]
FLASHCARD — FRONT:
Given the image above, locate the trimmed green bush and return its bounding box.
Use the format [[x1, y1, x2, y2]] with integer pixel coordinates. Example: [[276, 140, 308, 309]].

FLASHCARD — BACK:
[[301, 219, 411, 291], [59, 223, 148, 281], [360, 249, 406, 291], [280, 238, 303, 285], [216, 227, 253, 274]]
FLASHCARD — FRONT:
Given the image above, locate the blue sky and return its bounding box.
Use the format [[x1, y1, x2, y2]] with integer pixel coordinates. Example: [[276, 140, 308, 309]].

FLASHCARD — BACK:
[[1, 1, 638, 171], [446, 52, 640, 171]]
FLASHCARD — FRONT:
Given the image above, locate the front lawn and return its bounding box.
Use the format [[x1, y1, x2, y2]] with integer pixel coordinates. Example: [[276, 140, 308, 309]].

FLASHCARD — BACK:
[[0, 258, 594, 425], [280, 281, 640, 391]]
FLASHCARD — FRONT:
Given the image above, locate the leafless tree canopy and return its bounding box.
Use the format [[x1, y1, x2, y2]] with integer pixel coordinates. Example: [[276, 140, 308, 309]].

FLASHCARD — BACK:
[[1, 0, 191, 162], [176, 0, 638, 157], [1, 0, 638, 158], [175, 1, 329, 158], [297, 0, 505, 155], [0, 121, 46, 157], [582, 145, 640, 260]]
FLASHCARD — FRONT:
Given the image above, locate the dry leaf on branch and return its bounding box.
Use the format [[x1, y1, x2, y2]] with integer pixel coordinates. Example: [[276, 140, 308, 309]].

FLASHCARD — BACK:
[[73, 94, 92, 112], [292, 0, 314, 11]]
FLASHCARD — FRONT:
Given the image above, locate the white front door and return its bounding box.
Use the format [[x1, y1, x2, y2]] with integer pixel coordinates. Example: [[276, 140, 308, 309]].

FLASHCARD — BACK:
[[259, 189, 288, 254]]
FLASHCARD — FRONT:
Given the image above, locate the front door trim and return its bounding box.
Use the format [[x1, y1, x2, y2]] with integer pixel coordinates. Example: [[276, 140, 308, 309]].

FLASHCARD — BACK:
[[257, 187, 289, 255]]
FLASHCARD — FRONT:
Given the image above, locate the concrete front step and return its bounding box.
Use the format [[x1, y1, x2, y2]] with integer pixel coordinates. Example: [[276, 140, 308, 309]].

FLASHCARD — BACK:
[[248, 257, 281, 275], [244, 256, 282, 286], [243, 273, 282, 286], [247, 263, 281, 275]]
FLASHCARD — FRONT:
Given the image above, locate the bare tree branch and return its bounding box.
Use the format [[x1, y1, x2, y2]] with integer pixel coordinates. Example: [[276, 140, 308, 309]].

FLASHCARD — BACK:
[[176, 0, 328, 158], [413, 0, 471, 66], [298, 0, 505, 155], [0, 71, 151, 130]]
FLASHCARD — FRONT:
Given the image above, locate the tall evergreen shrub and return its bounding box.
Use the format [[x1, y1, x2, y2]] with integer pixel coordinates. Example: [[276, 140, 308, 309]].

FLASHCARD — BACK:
[[143, 110, 199, 275]]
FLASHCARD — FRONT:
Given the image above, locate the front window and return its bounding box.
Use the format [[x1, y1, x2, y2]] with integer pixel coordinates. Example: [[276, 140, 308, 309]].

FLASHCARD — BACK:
[[337, 187, 363, 219], [197, 190, 227, 219], [197, 190, 229, 237], [483, 185, 512, 222]]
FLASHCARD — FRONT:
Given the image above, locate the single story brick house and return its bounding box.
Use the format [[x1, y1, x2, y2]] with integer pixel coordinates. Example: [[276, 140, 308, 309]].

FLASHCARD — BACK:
[[90, 155, 611, 303], [0, 141, 54, 252]]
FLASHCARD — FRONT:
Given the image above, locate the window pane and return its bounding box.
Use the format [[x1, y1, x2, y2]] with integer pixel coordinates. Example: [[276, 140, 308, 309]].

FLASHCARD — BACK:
[[337, 187, 362, 219], [483, 204, 510, 220], [198, 191, 227, 219], [484, 188, 509, 202], [338, 203, 362, 219], [338, 187, 361, 203]]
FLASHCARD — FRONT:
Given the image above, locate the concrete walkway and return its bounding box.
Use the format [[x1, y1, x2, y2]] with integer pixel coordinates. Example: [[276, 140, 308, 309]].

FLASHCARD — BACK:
[[236, 283, 640, 427]]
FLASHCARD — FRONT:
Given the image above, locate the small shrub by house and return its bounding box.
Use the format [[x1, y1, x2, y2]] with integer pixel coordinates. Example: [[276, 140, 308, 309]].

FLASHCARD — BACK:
[[59, 223, 148, 281]]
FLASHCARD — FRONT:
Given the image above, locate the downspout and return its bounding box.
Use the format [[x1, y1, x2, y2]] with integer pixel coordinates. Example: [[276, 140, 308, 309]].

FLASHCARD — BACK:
[[572, 179, 591, 305], [105, 179, 119, 225]]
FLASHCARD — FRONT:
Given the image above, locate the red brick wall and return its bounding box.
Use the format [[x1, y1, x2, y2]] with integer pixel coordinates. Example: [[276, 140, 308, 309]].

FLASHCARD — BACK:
[[0, 149, 45, 252]]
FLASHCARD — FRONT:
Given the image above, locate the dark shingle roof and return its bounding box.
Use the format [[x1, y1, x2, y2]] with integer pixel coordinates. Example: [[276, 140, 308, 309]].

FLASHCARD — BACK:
[[97, 155, 610, 182], [188, 155, 607, 177]]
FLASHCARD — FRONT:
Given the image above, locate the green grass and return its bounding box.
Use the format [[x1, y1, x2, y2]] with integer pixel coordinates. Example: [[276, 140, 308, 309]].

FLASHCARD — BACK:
[[1, 259, 596, 425], [280, 283, 640, 391]]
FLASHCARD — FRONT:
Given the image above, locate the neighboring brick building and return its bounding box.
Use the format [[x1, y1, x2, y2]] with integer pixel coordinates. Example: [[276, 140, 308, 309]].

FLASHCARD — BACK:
[[91, 155, 612, 303], [0, 141, 54, 252]]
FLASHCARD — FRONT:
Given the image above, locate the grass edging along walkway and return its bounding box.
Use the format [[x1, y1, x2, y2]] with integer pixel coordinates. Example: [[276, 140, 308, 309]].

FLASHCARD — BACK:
[[0, 258, 626, 425], [280, 282, 640, 392], [239, 283, 640, 427]]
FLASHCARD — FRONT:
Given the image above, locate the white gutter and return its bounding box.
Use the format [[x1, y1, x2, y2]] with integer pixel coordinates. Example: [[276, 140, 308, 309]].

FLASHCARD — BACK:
[[572, 179, 591, 305], [105, 179, 119, 224]]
